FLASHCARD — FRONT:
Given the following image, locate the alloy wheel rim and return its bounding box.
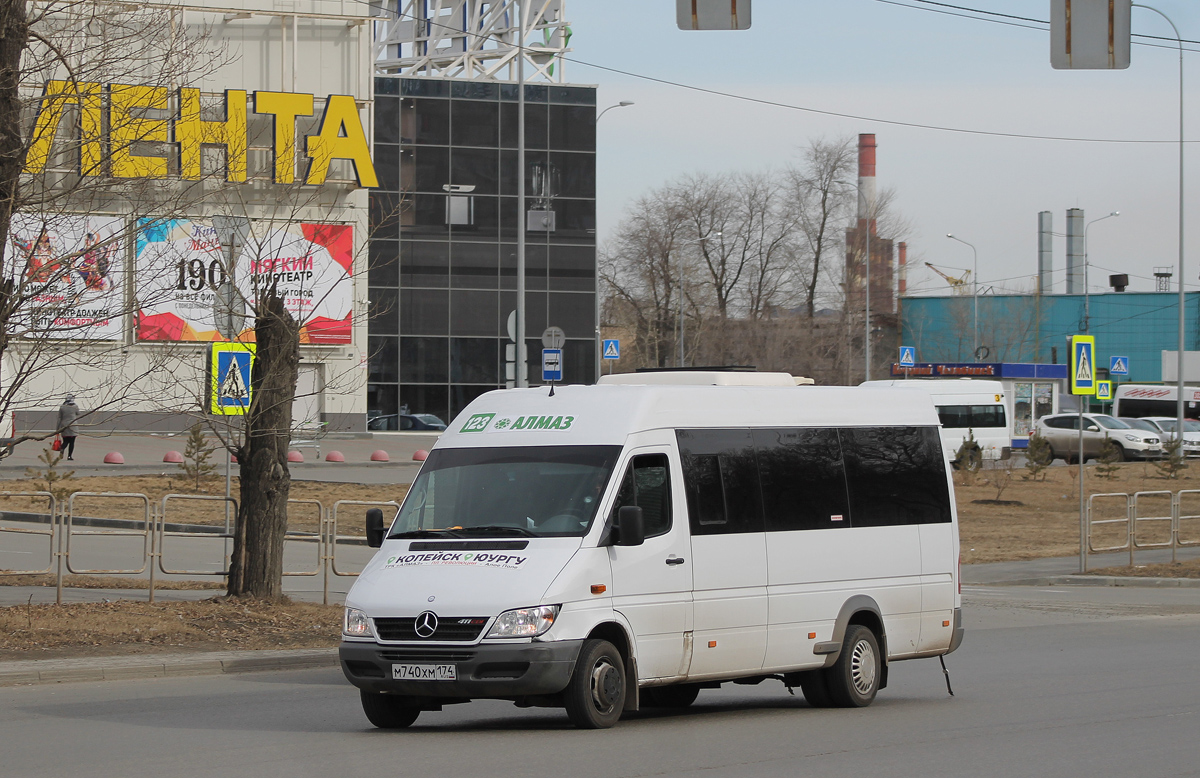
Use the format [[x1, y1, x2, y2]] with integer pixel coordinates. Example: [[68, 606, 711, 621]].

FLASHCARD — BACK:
[[850, 639, 877, 695]]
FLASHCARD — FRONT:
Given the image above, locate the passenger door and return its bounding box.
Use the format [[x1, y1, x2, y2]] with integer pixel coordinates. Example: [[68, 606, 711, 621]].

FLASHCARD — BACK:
[[607, 450, 693, 682], [676, 429, 768, 678]]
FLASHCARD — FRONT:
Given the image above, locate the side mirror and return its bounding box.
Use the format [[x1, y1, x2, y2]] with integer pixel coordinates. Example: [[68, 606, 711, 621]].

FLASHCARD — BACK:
[[615, 506, 645, 547], [366, 508, 386, 548], [1085, 425, 1099, 432]]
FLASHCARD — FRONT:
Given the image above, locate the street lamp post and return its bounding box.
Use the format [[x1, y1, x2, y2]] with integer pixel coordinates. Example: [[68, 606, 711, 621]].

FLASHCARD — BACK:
[[1132, 4, 1186, 445], [593, 101, 634, 382], [946, 234, 979, 360], [1082, 211, 1120, 332]]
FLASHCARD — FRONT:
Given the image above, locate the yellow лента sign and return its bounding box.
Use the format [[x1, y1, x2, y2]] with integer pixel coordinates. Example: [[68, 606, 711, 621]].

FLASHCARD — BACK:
[[25, 82, 377, 188]]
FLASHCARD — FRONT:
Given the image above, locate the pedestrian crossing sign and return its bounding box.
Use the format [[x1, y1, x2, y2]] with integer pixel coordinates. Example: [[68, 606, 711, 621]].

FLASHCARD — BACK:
[[1070, 335, 1096, 396], [1096, 380, 1112, 401], [1110, 356, 1129, 376], [603, 339, 620, 360], [210, 342, 256, 415], [898, 346, 916, 367]]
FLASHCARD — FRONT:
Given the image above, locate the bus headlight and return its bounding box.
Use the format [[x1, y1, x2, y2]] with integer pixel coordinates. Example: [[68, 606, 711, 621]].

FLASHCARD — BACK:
[[486, 605, 560, 638], [343, 608, 372, 637]]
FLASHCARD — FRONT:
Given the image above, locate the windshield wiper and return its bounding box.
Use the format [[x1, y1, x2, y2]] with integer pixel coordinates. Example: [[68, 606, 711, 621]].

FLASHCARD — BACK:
[[389, 529, 465, 539], [458, 525, 540, 538]]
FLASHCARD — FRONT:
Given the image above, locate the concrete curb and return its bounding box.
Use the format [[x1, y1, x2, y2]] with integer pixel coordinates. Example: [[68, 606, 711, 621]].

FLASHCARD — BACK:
[[0, 647, 338, 687], [974, 575, 1200, 588]]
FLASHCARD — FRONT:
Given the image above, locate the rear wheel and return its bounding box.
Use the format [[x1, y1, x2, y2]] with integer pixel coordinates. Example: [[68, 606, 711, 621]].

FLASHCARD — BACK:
[[563, 639, 626, 729], [642, 684, 700, 708], [360, 690, 421, 729], [826, 625, 882, 708], [797, 670, 833, 708]]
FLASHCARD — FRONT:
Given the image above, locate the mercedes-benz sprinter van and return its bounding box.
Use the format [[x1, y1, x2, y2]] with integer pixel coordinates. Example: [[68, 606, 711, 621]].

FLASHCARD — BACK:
[[339, 372, 963, 729]]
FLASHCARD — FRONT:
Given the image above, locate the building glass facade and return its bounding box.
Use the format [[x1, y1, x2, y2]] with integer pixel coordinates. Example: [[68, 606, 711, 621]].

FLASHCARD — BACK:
[[369, 77, 598, 425]]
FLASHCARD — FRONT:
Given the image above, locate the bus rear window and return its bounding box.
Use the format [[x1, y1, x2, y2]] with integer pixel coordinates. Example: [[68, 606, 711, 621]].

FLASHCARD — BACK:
[[937, 404, 1006, 429]]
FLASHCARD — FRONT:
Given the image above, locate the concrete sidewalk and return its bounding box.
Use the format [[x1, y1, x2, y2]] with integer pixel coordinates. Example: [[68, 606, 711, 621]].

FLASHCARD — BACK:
[[962, 546, 1200, 587], [0, 647, 338, 687], [0, 430, 440, 484]]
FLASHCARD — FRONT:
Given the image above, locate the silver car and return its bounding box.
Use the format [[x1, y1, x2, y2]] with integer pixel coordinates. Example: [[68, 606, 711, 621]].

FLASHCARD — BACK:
[[1036, 413, 1162, 463], [1136, 417, 1200, 457]]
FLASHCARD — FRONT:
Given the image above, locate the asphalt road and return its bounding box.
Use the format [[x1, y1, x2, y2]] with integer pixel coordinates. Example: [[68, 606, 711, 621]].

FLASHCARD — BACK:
[[2, 587, 1199, 778]]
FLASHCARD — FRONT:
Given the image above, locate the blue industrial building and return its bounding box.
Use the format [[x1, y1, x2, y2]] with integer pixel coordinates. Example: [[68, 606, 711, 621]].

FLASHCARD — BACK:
[[900, 292, 1200, 383]]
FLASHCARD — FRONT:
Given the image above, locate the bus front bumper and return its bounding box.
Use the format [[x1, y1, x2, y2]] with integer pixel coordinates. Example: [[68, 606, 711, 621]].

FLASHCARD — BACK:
[[339, 639, 583, 699]]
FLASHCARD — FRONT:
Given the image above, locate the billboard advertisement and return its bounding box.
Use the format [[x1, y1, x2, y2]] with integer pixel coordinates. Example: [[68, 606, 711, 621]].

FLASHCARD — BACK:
[[135, 219, 352, 344], [4, 213, 125, 340]]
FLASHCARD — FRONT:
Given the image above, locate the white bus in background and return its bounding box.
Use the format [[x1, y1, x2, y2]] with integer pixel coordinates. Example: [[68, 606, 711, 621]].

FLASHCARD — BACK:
[[1112, 383, 1200, 420], [861, 379, 1011, 464]]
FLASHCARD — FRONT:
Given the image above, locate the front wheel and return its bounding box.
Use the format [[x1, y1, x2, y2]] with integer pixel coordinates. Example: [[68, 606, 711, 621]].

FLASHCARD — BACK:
[[360, 690, 421, 729], [826, 625, 882, 708], [563, 639, 626, 729]]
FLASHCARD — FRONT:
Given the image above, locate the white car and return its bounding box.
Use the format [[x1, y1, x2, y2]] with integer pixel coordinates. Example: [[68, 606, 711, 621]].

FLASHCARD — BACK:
[[1136, 417, 1200, 457], [1036, 413, 1161, 463]]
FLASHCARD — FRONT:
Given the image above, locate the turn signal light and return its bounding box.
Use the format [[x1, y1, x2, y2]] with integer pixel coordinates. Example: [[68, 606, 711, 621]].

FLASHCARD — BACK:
[[590, 584, 607, 595], [708, 640, 717, 648], [943, 620, 951, 627], [808, 632, 817, 639]]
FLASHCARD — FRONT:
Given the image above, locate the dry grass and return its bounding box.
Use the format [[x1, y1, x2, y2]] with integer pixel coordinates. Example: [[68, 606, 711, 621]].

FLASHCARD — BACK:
[[1085, 559, 1200, 578], [0, 475, 408, 534], [0, 573, 223, 590], [956, 460, 1200, 564], [0, 598, 341, 660]]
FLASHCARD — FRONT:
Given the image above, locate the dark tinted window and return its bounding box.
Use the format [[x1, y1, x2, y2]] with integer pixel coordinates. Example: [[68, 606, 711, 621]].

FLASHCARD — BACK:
[[754, 428, 851, 531], [840, 427, 952, 526], [677, 429, 763, 535], [937, 404, 1007, 429], [610, 454, 672, 539]]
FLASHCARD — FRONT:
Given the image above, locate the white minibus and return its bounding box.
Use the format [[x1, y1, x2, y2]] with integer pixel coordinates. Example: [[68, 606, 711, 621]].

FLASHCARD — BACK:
[[861, 378, 1010, 465], [340, 372, 963, 729], [1112, 383, 1200, 420]]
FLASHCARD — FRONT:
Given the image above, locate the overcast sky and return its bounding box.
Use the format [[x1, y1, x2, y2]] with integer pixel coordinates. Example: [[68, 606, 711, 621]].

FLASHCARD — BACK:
[[562, 0, 1200, 300]]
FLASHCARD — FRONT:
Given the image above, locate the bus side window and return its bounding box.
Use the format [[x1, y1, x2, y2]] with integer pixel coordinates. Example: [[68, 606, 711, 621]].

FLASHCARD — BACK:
[[610, 454, 672, 538]]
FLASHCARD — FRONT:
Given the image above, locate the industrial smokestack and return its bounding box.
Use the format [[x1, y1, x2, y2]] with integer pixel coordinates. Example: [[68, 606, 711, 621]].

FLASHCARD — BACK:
[[898, 241, 907, 295], [1066, 208, 1084, 294], [1038, 211, 1053, 294], [857, 134, 877, 234]]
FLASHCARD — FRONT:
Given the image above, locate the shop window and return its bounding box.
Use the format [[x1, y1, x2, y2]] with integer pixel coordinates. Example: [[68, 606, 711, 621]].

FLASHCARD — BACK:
[[400, 241, 448, 288], [450, 290, 499, 336], [451, 100, 500, 147], [369, 288, 398, 335], [400, 289, 449, 335], [451, 338, 500, 384], [400, 337, 449, 383], [368, 336, 398, 383]]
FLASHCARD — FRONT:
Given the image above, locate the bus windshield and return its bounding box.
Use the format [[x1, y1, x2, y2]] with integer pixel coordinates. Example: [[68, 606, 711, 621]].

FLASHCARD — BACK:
[[389, 446, 622, 539]]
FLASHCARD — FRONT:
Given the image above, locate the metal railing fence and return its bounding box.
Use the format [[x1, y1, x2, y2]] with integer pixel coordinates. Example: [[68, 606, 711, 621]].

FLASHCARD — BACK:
[[1, 491, 384, 604], [1085, 488, 1200, 570]]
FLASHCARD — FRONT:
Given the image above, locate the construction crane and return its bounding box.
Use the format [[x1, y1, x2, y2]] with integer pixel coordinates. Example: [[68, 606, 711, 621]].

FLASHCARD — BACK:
[[925, 263, 972, 295]]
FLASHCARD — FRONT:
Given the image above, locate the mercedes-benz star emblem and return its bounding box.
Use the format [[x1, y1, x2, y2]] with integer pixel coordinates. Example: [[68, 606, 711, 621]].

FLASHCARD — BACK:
[[414, 611, 439, 638]]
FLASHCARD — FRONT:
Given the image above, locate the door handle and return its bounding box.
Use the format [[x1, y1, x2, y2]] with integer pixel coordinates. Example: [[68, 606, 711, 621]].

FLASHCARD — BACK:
[[665, 557, 685, 566]]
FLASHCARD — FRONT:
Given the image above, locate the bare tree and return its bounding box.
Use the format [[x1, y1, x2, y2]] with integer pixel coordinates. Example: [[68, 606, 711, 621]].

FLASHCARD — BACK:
[[787, 137, 856, 319]]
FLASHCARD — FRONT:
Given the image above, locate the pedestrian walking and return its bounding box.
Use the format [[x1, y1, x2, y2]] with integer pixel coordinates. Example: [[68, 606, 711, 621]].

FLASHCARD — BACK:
[[57, 394, 80, 460]]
